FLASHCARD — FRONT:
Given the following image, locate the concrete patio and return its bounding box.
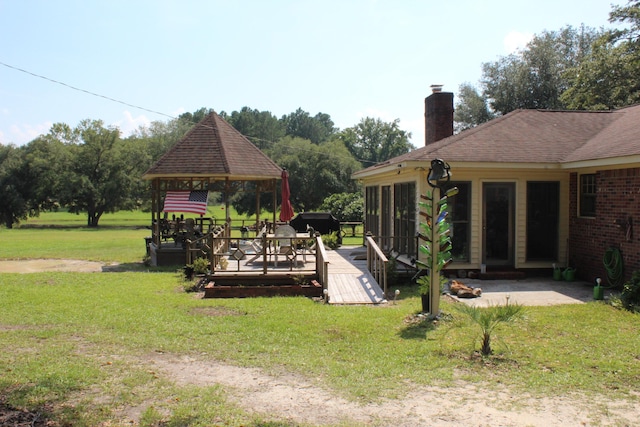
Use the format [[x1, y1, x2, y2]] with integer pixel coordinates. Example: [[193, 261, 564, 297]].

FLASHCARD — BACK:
[[447, 277, 614, 307]]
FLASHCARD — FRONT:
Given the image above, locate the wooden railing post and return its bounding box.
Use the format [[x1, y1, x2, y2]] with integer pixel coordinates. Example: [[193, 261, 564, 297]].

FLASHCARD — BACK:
[[365, 232, 388, 299], [262, 233, 268, 275], [315, 234, 329, 294]]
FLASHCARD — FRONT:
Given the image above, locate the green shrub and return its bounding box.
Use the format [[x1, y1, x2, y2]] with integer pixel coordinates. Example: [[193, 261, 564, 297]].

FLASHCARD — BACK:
[[454, 301, 525, 356], [323, 231, 340, 250], [386, 255, 398, 286], [621, 270, 640, 312], [183, 257, 210, 280], [191, 257, 210, 274]]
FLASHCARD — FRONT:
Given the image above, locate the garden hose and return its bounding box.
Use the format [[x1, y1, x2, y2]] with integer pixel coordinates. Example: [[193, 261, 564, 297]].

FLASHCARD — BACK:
[[603, 247, 624, 288]]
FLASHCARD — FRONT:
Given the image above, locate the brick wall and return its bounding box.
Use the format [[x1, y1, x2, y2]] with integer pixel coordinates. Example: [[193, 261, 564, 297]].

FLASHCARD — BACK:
[[569, 168, 640, 285]]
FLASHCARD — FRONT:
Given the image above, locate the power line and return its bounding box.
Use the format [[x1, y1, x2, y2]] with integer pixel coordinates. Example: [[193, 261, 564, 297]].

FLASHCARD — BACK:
[[1, 60, 384, 166], [0, 60, 175, 120]]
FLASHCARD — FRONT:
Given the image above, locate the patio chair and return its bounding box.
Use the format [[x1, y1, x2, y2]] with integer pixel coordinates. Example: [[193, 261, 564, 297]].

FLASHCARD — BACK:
[[246, 225, 268, 264], [274, 225, 298, 268]]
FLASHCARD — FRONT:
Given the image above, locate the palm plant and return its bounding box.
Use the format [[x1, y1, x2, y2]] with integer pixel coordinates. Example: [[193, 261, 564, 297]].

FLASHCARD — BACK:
[[455, 301, 525, 356]]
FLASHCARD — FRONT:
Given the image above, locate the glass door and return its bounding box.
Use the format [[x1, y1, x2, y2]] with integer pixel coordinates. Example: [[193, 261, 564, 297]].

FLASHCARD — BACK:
[[483, 183, 515, 266]]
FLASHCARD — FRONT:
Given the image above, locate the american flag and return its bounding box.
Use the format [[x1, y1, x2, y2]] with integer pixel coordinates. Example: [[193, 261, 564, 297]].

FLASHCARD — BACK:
[[163, 191, 209, 215]]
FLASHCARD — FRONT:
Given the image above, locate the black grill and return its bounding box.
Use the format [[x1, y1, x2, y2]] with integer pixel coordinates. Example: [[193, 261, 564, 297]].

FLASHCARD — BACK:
[[289, 212, 340, 235]]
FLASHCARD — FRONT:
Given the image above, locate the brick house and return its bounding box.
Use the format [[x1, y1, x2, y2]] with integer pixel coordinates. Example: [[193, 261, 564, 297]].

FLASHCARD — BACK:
[[352, 87, 640, 284]]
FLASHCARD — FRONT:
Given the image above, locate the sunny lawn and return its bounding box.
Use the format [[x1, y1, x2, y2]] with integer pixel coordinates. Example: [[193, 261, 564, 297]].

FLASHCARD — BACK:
[[0, 211, 638, 425]]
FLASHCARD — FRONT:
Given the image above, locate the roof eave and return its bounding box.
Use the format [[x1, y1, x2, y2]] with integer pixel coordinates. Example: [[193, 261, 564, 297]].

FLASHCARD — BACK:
[[142, 173, 281, 181], [561, 155, 640, 170]]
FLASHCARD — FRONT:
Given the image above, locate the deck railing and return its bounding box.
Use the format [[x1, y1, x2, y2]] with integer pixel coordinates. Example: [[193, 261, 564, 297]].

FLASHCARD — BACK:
[[365, 232, 388, 298], [315, 235, 330, 291], [185, 225, 227, 267], [187, 230, 317, 274]]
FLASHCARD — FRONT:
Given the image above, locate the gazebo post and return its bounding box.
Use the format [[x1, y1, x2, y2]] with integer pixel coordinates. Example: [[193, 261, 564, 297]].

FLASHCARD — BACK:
[[224, 178, 231, 249], [272, 178, 277, 229], [255, 184, 261, 235], [152, 179, 161, 247]]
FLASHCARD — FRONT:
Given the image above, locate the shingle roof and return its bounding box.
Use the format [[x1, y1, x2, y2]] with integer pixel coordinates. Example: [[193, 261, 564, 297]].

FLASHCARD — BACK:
[[357, 105, 640, 174], [564, 104, 640, 162], [143, 112, 282, 180]]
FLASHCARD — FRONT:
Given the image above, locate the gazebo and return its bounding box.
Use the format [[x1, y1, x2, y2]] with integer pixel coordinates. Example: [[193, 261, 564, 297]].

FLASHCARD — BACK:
[[142, 111, 283, 266]]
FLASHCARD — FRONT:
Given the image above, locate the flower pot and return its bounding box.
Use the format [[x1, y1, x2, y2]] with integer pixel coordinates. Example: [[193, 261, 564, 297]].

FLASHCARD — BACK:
[[421, 294, 430, 313]]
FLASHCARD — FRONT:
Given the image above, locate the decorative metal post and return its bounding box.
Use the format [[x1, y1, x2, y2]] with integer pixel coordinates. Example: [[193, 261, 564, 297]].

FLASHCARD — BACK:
[[417, 159, 457, 318], [430, 184, 442, 316]]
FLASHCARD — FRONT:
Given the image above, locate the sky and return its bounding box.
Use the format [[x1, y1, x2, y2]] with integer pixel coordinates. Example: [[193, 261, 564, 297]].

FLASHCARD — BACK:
[[0, 0, 626, 147]]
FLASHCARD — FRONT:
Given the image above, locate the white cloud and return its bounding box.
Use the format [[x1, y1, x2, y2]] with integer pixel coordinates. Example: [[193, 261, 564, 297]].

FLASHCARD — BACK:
[[503, 31, 533, 54], [114, 110, 151, 137], [4, 121, 52, 146]]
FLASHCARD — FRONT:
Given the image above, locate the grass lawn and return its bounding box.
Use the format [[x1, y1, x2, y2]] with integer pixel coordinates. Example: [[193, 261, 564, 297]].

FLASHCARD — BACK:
[[0, 211, 638, 425]]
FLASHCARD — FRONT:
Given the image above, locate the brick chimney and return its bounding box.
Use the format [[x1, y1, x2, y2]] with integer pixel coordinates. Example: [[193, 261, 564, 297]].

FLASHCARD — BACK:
[[425, 84, 454, 145]]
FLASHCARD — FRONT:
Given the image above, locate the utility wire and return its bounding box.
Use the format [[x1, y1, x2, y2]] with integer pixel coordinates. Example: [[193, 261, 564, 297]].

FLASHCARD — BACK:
[[0, 60, 175, 119], [1, 60, 384, 166]]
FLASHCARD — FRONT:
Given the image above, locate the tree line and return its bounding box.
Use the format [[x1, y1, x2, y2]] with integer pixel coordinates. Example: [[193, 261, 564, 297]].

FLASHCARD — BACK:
[[454, 1, 640, 130], [0, 108, 412, 228]]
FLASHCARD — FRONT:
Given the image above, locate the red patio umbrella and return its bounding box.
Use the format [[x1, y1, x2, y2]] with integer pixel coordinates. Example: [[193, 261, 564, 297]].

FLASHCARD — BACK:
[[279, 169, 295, 222]]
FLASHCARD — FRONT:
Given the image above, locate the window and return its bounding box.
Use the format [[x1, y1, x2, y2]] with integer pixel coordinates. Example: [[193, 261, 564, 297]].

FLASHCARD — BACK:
[[380, 186, 391, 251], [365, 186, 379, 236], [580, 174, 596, 217], [527, 182, 559, 261], [394, 182, 416, 256], [445, 182, 470, 262]]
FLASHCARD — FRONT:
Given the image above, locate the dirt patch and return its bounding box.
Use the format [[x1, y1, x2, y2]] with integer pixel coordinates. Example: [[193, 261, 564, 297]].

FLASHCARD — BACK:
[[0, 259, 105, 273], [0, 401, 49, 426], [188, 306, 246, 317], [0, 259, 115, 273], [145, 352, 638, 427], [16, 351, 636, 427]]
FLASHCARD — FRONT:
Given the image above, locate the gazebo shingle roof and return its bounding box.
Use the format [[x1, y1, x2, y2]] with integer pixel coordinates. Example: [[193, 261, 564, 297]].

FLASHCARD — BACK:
[[143, 112, 282, 180]]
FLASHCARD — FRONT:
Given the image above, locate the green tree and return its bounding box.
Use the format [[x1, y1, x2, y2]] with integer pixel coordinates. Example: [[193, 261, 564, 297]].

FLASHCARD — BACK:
[[454, 83, 496, 132], [178, 107, 213, 125], [481, 25, 600, 114], [562, 2, 640, 109], [319, 192, 363, 222], [0, 125, 77, 228], [131, 117, 194, 162], [60, 119, 143, 227], [338, 117, 413, 168], [224, 107, 285, 150], [280, 108, 336, 144], [21, 130, 74, 212], [0, 144, 29, 228], [268, 137, 361, 211]]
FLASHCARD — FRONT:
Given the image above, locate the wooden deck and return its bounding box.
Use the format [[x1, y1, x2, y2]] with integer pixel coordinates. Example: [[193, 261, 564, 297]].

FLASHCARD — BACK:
[[325, 246, 386, 304], [152, 239, 386, 304]]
